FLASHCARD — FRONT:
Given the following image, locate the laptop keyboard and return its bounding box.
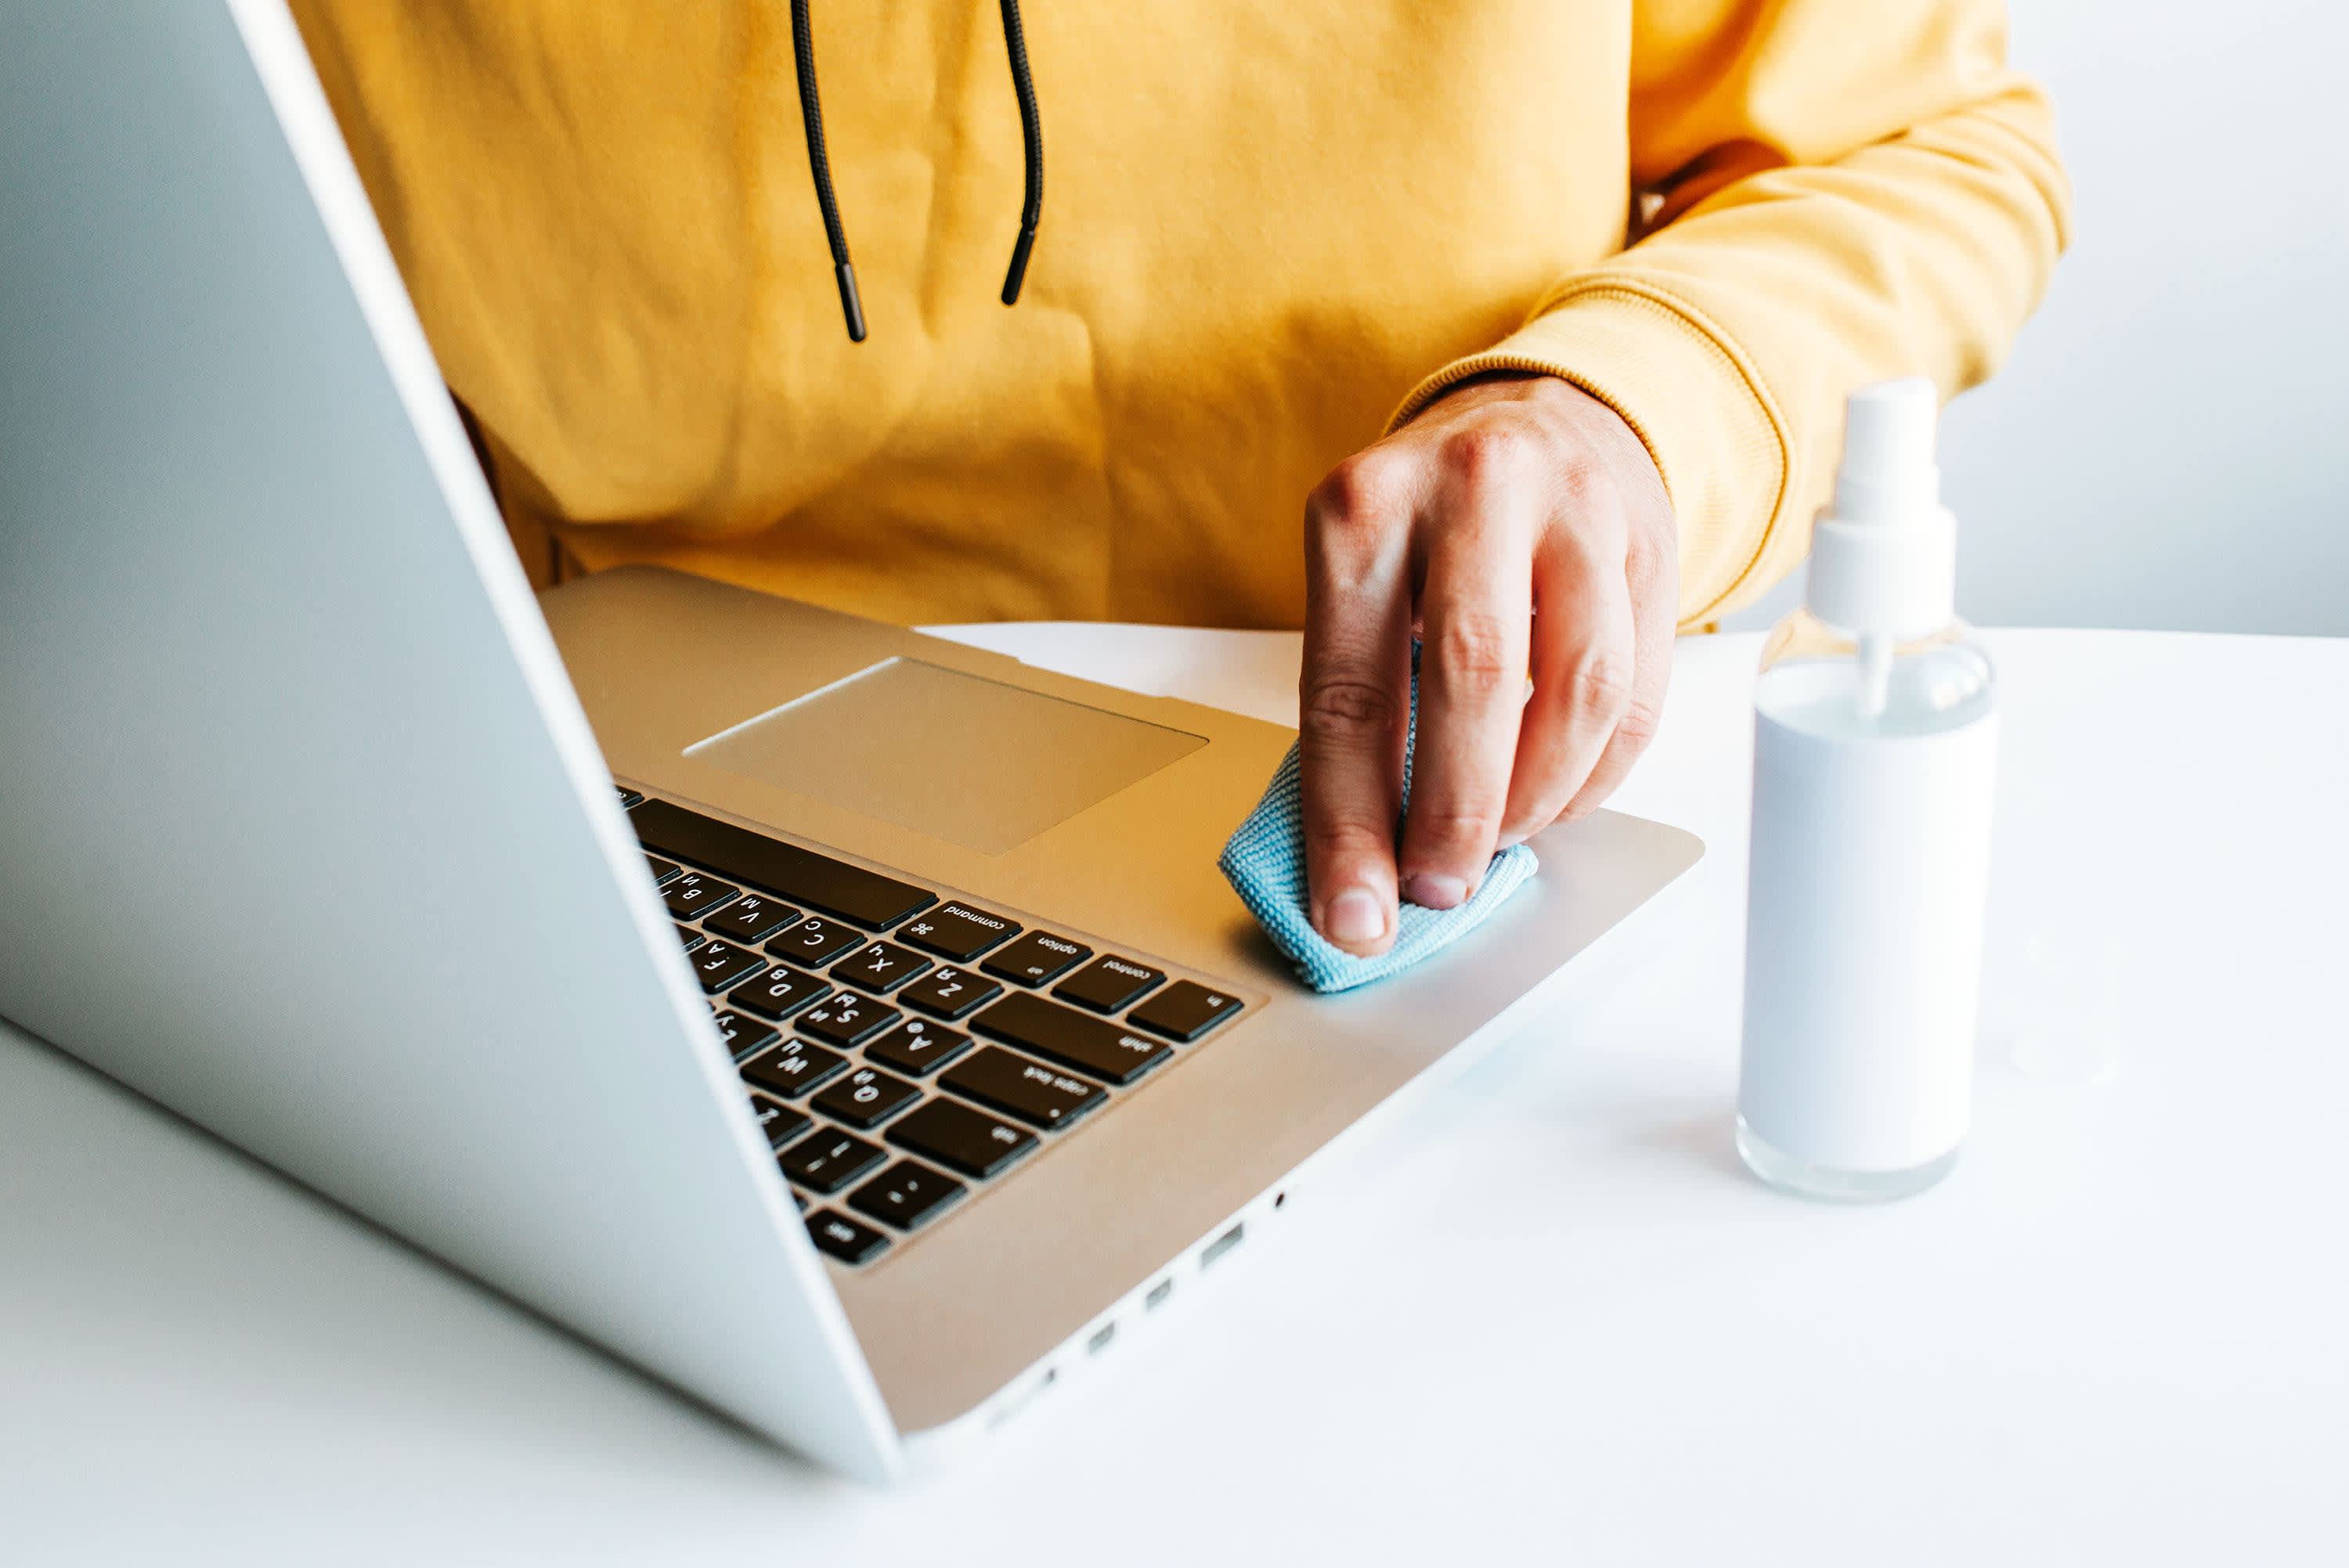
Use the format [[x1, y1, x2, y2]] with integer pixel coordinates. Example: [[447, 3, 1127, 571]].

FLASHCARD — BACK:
[[619, 788, 1248, 1268]]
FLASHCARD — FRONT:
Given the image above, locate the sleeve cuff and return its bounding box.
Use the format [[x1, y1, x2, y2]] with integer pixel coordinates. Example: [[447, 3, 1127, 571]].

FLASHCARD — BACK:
[[1384, 280, 1798, 627]]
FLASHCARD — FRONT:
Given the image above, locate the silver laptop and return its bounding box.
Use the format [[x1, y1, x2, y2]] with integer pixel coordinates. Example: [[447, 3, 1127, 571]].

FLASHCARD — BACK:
[[0, 0, 1702, 1482]]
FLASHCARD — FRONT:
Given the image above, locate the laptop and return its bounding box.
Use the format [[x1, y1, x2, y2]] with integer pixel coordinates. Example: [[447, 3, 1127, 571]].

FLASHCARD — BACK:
[[0, 0, 1703, 1483]]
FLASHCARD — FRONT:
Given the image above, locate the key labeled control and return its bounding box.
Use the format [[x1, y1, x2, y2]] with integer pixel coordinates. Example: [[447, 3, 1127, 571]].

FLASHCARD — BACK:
[[886, 1096, 1037, 1180], [741, 1040, 850, 1099], [974, 991, 1171, 1086], [729, 964, 831, 1021], [811, 1066, 922, 1130], [981, 931, 1092, 987], [897, 902, 1022, 963], [941, 1046, 1106, 1130], [776, 1128, 886, 1194], [897, 965, 1001, 1022], [1128, 980, 1245, 1043], [796, 991, 899, 1048], [864, 1018, 972, 1078], [847, 1159, 968, 1231], [806, 1209, 891, 1264], [1052, 954, 1167, 1015]]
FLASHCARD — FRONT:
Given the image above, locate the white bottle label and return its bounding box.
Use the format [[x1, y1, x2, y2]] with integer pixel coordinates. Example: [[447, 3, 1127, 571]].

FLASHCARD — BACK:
[[1739, 705, 1998, 1172]]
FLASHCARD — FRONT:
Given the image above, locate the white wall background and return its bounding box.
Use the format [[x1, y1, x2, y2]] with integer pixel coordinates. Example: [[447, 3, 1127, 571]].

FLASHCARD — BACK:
[[1727, 0, 2349, 636]]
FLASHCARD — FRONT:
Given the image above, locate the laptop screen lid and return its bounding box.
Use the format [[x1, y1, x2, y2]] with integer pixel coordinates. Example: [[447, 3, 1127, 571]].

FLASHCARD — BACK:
[[0, 0, 898, 1482]]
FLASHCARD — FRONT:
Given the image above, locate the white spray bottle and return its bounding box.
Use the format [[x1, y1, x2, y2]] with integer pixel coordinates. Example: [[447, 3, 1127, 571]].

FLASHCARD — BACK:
[[1737, 377, 1998, 1201]]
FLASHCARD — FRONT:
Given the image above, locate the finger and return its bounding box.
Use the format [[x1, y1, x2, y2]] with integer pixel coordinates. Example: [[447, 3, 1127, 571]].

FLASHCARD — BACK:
[[1300, 452, 1418, 957], [1497, 515, 1635, 843], [1394, 431, 1538, 910], [1556, 524, 1675, 821]]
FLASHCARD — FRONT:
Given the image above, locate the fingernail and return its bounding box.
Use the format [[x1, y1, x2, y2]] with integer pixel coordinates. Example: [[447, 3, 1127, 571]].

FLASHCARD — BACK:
[[1324, 888, 1387, 945], [1402, 873, 1468, 910]]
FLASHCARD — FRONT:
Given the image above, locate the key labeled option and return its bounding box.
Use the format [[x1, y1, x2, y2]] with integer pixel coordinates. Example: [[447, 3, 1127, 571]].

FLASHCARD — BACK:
[[729, 964, 831, 1021], [764, 914, 865, 968], [811, 1066, 922, 1131], [796, 992, 899, 1049], [1128, 980, 1245, 1043], [1052, 954, 1167, 1015], [741, 1039, 850, 1099], [806, 1209, 891, 1264], [847, 1159, 968, 1231], [776, 1128, 886, 1194], [702, 892, 801, 944], [941, 1046, 1106, 1130], [687, 936, 769, 995], [974, 991, 1171, 1086], [746, 1091, 813, 1150], [981, 931, 1092, 987], [661, 870, 738, 921], [864, 1018, 972, 1078], [833, 939, 931, 995], [886, 1096, 1037, 1180], [897, 965, 1001, 1022], [897, 902, 1022, 963]]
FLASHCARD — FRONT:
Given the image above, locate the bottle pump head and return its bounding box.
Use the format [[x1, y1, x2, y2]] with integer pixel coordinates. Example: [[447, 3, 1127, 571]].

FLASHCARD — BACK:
[[1806, 377, 1958, 641]]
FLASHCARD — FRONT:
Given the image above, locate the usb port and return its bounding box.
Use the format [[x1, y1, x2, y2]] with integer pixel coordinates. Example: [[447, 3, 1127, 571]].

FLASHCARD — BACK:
[[1201, 1223, 1244, 1269], [1146, 1278, 1174, 1310], [1087, 1322, 1117, 1355]]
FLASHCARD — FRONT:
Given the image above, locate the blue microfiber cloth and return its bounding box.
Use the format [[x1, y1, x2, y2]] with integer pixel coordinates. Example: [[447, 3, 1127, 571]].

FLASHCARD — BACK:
[[1218, 665, 1539, 993]]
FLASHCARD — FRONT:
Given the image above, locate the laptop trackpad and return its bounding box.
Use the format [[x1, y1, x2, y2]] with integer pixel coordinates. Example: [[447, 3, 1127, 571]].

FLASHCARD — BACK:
[[685, 658, 1207, 855]]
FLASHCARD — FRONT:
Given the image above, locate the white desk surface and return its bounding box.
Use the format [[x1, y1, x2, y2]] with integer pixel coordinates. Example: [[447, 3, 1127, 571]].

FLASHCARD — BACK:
[[5, 627, 2345, 1566]]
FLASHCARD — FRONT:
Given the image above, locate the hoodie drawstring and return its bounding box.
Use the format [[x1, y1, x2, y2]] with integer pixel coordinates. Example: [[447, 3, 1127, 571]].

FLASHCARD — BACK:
[[788, 0, 1045, 342]]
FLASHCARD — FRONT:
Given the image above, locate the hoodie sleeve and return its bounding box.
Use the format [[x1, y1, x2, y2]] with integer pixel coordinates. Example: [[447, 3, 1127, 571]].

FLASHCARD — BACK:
[[1386, 0, 2073, 627]]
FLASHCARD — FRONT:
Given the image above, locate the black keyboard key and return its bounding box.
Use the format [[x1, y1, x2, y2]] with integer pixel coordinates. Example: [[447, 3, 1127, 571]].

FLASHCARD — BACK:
[[886, 1097, 1037, 1180], [712, 1010, 779, 1060], [864, 1018, 973, 1078], [687, 936, 769, 995], [778, 1128, 886, 1194], [806, 1209, 891, 1263], [702, 892, 801, 944], [618, 786, 646, 809], [741, 1040, 850, 1099], [764, 915, 865, 968], [973, 991, 1172, 1085], [940, 1046, 1106, 1130], [746, 1092, 813, 1150], [796, 991, 900, 1049], [1129, 980, 1246, 1043], [897, 902, 1023, 963], [630, 798, 936, 930], [729, 964, 832, 1021], [981, 931, 1093, 987], [647, 855, 681, 887], [662, 870, 738, 921], [833, 940, 930, 995], [675, 923, 705, 953], [897, 964, 1001, 1022], [811, 1066, 922, 1130], [847, 1159, 967, 1231], [1053, 955, 1168, 1015], [792, 1189, 810, 1213]]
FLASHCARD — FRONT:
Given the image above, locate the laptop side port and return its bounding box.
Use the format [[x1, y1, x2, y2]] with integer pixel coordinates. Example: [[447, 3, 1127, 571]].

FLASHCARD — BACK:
[[1201, 1222, 1244, 1269], [1145, 1278, 1174, 1310], [1086, 1322, 1116, 1355]]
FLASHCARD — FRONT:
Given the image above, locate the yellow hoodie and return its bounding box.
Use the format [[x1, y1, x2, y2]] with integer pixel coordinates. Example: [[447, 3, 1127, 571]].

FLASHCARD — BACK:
[[290, 0, 2069, 629]]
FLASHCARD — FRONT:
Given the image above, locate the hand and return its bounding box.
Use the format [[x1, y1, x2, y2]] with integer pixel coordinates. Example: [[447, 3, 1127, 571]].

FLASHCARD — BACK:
[[1300, 373, 1676, 957]]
